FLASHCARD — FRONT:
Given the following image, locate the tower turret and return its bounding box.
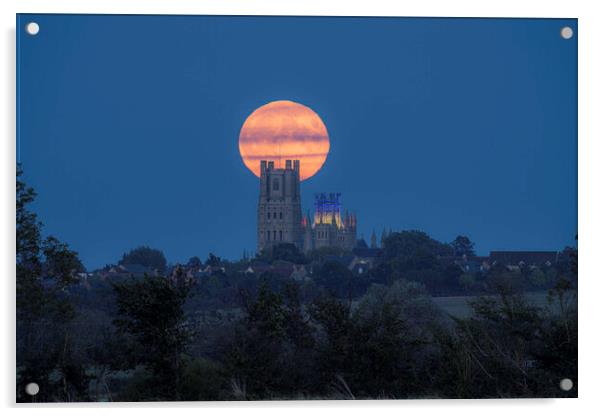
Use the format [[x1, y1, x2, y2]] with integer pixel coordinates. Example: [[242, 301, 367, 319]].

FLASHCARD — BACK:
[[381, 228, 388, 247]]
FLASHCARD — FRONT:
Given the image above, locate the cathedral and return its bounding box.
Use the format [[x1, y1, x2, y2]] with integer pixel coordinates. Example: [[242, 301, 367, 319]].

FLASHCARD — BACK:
[[302, 193, 357, 253], [257, 160, 357, 253]]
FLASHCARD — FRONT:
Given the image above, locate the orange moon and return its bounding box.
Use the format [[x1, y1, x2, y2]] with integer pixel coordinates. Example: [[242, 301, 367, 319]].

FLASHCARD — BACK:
[[238, 100, 330, 181]]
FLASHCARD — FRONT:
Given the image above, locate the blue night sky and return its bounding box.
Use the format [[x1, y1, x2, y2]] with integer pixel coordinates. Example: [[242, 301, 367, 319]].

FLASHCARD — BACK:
[[17, 14, 577, 270]]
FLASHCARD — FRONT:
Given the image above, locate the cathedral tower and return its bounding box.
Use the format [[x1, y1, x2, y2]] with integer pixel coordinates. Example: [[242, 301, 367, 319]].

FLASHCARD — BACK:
[[302, 193, 357, 253], [257, 160, 303, 253]]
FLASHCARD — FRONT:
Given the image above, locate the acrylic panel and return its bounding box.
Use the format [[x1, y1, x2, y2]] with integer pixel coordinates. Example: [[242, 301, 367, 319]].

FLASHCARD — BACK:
[[16, 14, 577, 402]]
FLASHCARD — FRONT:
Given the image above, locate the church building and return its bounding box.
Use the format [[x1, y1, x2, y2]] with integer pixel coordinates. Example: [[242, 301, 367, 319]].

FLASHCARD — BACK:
[[257, 160, 304, 252], [257, 160, 357, 254], [302, 193, 357, 253]]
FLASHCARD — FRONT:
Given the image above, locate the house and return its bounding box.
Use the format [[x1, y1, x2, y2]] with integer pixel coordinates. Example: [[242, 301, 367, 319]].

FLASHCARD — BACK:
[[452, 255, 491, 273], [243, 261, 296, 279], [97, 263, 158, 279], [489, 251, 559, 267], [349, 258, 371, 275], [290, 264, 309, 281], [351, 246, 382, 271]]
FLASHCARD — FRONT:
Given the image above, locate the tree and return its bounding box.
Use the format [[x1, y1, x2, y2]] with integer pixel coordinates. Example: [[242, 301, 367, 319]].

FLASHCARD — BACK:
[[205, 252, 222, 267], [256, 243, 308, 264], [313, 260, 359, 299], [438, 285, 542, 398], [306, 245, 350, 262], [16, 165, 88, 402], [224, 280, 317, 398], [309, 295, 353, 392], [186, 256, 202, 269], [113, 276, 191, 400], [348, 280, 442, 397], [383, 230, 453, 261], [451, 235, 476, 257], [119, 246, 167, 273], [375, 231, 460, 295], [225, 280, 287, 397]]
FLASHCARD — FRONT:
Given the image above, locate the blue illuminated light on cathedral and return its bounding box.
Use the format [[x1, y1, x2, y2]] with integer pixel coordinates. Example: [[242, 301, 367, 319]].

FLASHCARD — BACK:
[[257, 160, 357, 253]]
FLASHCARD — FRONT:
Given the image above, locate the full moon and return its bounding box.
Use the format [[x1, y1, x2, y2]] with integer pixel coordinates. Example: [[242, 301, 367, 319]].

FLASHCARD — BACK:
[[238, 100, 330, 181]]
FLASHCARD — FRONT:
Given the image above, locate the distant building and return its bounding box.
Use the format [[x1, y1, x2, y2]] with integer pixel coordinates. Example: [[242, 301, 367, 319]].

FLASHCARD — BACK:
[[438, 251, 559, 274], [441, 255, 491, 273], [302, 193, 357, 253], [97, 263, 158, 279], [257, 160, 358, 254], [489, 251, 559, 267], [257, 160, 304, 252], [352, 245, 382, 271]]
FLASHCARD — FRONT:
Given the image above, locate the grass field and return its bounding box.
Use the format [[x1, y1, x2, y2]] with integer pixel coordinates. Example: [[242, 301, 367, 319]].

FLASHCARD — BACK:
[[432, 291, 558, 318]]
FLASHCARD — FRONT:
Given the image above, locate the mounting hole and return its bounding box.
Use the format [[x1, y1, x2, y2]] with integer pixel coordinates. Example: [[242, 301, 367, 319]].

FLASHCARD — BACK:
[[559, 378, 573, 391], [560, 26, 573, 40], [25, 382, 39, 396], [25, 22, 40, 36]]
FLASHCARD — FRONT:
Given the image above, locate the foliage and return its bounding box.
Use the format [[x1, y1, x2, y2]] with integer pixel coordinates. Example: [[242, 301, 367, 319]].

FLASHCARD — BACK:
[[186, 256, 202, 269], [205, 253, 222, 267], [310, 281, 442, 398], [451, 235, 476, 257], [383, 230, 453, 261], [16, 165, 89, 402], [16, 167, 578, 401], [112, 276, 192, 400], [119, 246, 167, 273], [312, 260, 363, 299], [306, 245, 351, 262], [256, 243, 308, 264], [179, 357, 228, 401], [368, 231, 463, 295], [224, 280, 316, 398]]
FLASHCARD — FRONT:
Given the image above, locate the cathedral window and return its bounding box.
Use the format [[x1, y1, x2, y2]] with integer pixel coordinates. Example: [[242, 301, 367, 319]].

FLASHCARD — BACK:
[[273, 178, 280, 191], [273, 230, 277, 241], [279, 230, 283, 241], [280, 212, 283, 219], [267, 212, 271, 219], [266, 230, 270, 241]]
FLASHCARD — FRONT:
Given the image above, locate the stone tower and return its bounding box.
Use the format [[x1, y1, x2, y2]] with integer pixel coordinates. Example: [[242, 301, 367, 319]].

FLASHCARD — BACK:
[[257, 160, 303, 253]]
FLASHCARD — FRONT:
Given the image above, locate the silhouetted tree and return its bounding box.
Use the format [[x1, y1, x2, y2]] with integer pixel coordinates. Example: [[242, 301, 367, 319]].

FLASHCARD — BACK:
[[383, 230, 453, 261], [313, 260, 360, 299], [113, 276, 191, 400], [205, 253, 222, 267], [451, 235, 476, 257], [256, 243, 308, 264], [119, 246, 167, 273], [16, 165, 88, 402], [186, 256, 202, 269]]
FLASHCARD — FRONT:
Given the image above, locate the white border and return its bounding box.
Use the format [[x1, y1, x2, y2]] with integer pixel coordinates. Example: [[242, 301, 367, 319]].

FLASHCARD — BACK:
[[2, 1, 600, 415]]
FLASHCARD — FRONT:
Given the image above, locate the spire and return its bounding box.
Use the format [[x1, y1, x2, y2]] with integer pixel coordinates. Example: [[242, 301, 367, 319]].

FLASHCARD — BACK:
[[371, 230, 377, 249]]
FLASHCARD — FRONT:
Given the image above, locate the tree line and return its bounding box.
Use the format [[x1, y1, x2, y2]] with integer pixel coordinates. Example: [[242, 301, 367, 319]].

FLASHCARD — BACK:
[[16, 167, 577, 401]]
